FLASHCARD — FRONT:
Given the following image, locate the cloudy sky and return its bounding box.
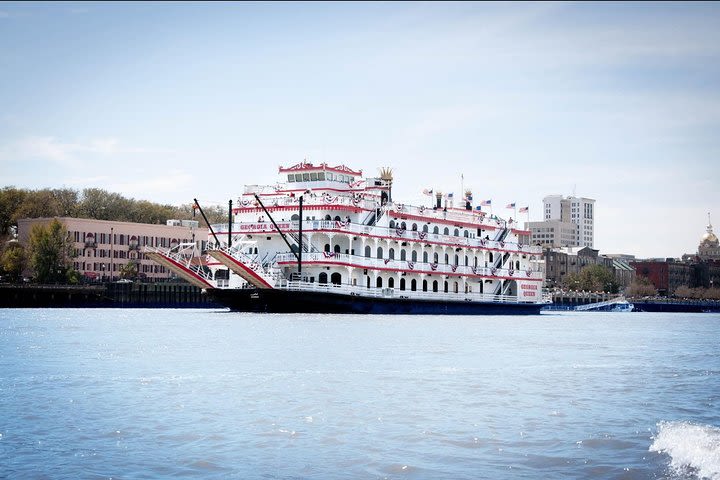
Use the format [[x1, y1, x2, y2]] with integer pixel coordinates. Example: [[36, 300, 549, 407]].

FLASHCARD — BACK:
[[1, 2, 718, 258]]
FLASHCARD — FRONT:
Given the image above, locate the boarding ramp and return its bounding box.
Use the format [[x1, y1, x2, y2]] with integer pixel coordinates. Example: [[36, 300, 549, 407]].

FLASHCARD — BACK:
[[207, 247, 280, 289], [145, 243, 215, 289], [575, 296, 630, 311]]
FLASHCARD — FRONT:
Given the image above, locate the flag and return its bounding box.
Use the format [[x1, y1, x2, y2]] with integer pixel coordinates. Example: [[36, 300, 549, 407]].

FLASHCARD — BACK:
[[475, 206, 483, 211], [506, 202, 516, 209], [422, 188, 433, 196], [481, 199, 492, 206], [519, 206, 529, 213], [447, 192, 454, 199], [466, 194, 473, 201]]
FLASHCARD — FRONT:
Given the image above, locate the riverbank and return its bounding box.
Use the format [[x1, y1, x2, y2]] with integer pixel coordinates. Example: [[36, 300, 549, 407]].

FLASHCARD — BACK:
[[0, 283, 222, 308]]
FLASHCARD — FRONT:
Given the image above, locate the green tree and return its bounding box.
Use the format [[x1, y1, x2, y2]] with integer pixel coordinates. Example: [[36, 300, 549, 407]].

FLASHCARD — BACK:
[[0, 242, 26, 282], [119, 261, 138, 280], [28, 219, 76, 283], [0, 187, 27, 235], [563, 264, 619, 293]]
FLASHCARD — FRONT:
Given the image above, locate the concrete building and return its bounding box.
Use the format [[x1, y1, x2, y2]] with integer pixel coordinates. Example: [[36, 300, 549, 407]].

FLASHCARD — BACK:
[[17, 217, 208, 282], [526, 194, 595, 248]]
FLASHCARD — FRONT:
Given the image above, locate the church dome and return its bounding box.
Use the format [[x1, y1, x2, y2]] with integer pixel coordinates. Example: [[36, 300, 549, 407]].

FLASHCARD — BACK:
[[700, 214, 719, 246]]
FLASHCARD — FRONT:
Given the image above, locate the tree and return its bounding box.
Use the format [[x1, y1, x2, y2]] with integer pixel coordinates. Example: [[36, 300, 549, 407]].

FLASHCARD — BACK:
[[563, 264, 619, 293], [119, 261, 138, 280], [28, 219, 76, 284], [626, 276, 657, 297], [0, 187, 27, 235], [0, 242, 26, 282]]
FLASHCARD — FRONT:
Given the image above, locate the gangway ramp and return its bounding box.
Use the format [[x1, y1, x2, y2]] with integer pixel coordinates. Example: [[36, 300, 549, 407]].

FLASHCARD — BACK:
[[575, 296, 629, 311], [145, 251, 214, 289], [208, 249, 275, 289]]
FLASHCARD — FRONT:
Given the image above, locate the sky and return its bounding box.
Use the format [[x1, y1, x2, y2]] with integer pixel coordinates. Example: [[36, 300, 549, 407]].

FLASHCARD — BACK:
[[1, 2, 719, 259]]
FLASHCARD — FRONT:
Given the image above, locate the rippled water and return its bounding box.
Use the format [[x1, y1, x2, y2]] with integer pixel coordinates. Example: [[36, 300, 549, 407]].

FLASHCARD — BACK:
[[0, 309, 718, 479]]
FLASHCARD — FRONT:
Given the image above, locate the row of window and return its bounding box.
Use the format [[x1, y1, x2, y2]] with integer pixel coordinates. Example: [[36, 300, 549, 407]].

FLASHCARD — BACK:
[[316, 272, 491, 294], [74, 262, 167, 274], [71, 231, 196, 248], [286, 172, 355, 183]]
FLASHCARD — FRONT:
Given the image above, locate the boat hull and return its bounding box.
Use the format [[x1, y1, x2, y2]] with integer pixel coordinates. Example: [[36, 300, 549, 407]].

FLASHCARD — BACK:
[[208, 288, 543, 315]]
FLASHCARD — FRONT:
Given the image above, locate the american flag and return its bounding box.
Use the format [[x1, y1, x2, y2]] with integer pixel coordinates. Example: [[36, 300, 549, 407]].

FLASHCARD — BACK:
[[481, 199, 492, 206], [519, 206, 529, 213], [506, 202, 516, 209]]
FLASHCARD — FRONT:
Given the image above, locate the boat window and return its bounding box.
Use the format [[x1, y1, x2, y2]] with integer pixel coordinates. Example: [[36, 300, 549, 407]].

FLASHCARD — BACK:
[[422, 225, 428, 233], [423, 252, 428, 263], [445, 253, 449, 264], [400, 250, 406, 261], [291, 214, 300, 221], [411, 251, 417, 262], [294, 174, 302, 182], [365, 246, 371, 257], [422, 280, 428, 292], [411, 279, 417, 291], [400, 278, 406, 290], [454, 282, 459, 293], [366, 276, 370, 288], [444, 227, 449, 235], [331, 272, 342, 285], [434, 252, 439, 263], [389, 248, 395, 260], [324, 244, 330, 252], [433, 280, 438, 292], [464, 230, 469, 238], [388, 277, 394, 288], [389, 220, 395, 228], [489, 252, 494, 263], [334, 216, 341, 221], [327, 173, 334, 181], [334, 245, 341, 253], [376, 277, 383, 288], [287, 174, 295, 182], [302, 173, 310, 181], [433, 226, 439, 234], [325, 215, 332, 221], [454, 254, 459, 265], [317, 172, 325, 181], [411, 223, 417, 231], [516, 260, 520, 270], [454, 229, 459, 237], [465, 256, 469, 266], [444, 281, 448, 293], [319, 272, 328, 284], [310, 172, 318, 181], [349, 177, 354, 183], [377, 247, 383, 258]]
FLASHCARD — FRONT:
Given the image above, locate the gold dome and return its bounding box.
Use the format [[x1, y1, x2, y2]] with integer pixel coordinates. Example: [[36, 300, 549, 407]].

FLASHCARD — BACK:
[[701, 213, 719, 246]]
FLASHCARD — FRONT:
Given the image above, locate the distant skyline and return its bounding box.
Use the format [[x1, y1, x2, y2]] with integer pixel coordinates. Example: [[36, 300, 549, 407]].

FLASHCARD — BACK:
[[1, 2, 718, 258]]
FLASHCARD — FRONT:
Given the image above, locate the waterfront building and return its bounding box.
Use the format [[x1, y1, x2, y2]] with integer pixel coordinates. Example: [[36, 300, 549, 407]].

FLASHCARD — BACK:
[[630, 259, 695, 296], [526, 195, 595, 249], [17, 217, 208, 282], [542, 246, 614, 289]]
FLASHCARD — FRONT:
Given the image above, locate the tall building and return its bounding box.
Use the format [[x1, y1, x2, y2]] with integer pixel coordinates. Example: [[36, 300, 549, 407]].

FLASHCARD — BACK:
[[527, 194, 595, 248]]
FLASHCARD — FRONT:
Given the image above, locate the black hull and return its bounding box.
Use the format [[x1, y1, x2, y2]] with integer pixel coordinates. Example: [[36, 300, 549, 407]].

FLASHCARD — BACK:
[[208, 288, 543, 315]]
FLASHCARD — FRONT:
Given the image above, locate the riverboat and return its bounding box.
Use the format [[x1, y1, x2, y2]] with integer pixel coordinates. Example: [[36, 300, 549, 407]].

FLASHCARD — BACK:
[[146, 161, 547, 314]]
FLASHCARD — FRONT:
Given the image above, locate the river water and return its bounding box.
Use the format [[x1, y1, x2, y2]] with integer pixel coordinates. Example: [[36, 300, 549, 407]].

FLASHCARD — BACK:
[[0, 309, 718, 479]]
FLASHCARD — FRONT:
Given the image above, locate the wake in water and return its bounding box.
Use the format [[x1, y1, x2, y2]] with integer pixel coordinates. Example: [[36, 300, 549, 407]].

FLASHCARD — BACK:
[[650, 421, 720, 480]]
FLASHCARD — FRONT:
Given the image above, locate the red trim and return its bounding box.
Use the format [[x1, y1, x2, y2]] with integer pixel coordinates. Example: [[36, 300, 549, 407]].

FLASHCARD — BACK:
[[233, 205, 366, 215], [276, 258, 542, 282], [278, 162, 362, 177], [159, 255, 213, 288], [388, 210, 498, 231], [216, 251, 273, 289]]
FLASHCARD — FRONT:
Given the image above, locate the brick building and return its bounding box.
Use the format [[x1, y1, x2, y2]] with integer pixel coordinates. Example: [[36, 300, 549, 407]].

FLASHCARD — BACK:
[[17, 217, 208, 282]]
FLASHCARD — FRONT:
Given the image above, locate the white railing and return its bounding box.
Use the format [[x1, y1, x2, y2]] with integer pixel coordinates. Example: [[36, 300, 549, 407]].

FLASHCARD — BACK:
[[274, 252, 543, 280], [278, 280, 536, 304], [214, 219, 541, 256], [144, 243, 215, 283], [215, 246, 284, 286]]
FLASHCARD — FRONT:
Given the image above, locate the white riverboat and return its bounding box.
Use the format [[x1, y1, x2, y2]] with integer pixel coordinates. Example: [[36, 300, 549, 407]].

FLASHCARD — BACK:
[[146, 161, 547, 314]]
